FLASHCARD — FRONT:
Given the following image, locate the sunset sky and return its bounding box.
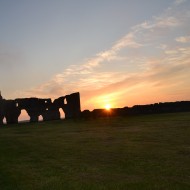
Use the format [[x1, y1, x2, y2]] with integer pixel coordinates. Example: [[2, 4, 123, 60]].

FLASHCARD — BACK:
[[0, 0, 190, 111]]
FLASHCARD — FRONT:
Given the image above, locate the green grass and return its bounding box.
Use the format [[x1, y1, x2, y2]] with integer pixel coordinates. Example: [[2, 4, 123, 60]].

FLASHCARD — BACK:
[[0, 112, 190, 190]]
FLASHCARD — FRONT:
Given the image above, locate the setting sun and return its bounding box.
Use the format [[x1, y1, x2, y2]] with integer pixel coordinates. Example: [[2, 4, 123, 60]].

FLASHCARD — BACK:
[[105, 104, 111, 110]]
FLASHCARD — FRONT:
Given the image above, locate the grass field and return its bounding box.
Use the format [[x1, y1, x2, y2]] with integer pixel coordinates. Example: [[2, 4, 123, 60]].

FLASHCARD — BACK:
[[0, 112, 190, 190]]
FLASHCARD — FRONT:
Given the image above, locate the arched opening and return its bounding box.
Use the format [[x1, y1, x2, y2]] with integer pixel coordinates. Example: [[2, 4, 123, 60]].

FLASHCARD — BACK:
[[3, 117, 7, 124], [59, 108, 65, 119], [38, 115, 43, 122], [64, 98, 67, 104], [18, 109, 30, 123]]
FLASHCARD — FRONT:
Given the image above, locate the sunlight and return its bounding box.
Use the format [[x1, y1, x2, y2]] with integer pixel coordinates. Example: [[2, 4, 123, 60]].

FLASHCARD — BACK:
[[105, 104, 111, 111]]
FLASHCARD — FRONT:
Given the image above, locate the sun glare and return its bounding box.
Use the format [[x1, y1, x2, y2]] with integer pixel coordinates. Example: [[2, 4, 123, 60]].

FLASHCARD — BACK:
[[105, 104, 111, 110]]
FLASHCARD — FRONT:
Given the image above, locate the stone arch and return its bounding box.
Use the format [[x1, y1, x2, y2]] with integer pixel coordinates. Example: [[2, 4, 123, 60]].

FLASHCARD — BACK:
[[18, 109, 30, 122], [38, 115, 43, 122], [59, 108, 65, 119]]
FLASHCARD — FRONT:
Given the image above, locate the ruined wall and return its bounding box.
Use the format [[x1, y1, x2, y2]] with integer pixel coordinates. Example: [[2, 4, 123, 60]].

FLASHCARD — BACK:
[[81, 101, 190, 119], [0, 92, 81, 125]]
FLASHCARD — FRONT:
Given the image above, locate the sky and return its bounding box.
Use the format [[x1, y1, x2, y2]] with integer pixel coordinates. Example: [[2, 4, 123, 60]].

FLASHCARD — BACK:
[[0, 0, 190, 112]]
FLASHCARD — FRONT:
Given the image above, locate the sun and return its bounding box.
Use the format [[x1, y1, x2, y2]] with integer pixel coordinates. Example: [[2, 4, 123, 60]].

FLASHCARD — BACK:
[[105, 104, 111, 111]]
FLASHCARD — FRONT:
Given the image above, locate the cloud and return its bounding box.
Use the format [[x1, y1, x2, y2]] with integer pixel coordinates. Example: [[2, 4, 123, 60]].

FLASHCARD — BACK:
[[154, 16, 179, 28], [133, 15, 180, 32], [112, 33, 142, 50], [176, 36, 190, 43], [174, 0, 187, 6]]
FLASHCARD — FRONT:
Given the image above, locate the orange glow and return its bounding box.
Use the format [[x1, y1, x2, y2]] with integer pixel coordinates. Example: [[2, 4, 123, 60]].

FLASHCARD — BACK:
[[105, 104, 111, 110]]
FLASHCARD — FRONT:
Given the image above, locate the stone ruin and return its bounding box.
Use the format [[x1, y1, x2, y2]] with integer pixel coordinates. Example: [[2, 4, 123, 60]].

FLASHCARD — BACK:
[[0, 92, 81, 125], [1, 90, 189, 125]]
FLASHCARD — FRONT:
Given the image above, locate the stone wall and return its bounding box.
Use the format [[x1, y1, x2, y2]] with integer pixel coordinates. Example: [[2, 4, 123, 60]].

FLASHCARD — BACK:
[[0, 92, 81, 125], [81, 101, 190, 119]]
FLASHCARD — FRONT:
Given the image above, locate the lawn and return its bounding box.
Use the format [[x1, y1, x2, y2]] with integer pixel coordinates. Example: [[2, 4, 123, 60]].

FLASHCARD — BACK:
[[0, 112, 190, 190]]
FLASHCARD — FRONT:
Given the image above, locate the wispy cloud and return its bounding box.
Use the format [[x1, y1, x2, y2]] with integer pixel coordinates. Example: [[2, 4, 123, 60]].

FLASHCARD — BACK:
[[139, 16, 180, 31], [176, 36, 190, 43]]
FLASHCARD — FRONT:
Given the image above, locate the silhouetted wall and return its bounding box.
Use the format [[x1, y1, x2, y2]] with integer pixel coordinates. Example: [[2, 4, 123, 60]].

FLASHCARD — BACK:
[[1, 90, 189, 126], [0, 92, 81, 125], [81, 101, 190, 119]]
